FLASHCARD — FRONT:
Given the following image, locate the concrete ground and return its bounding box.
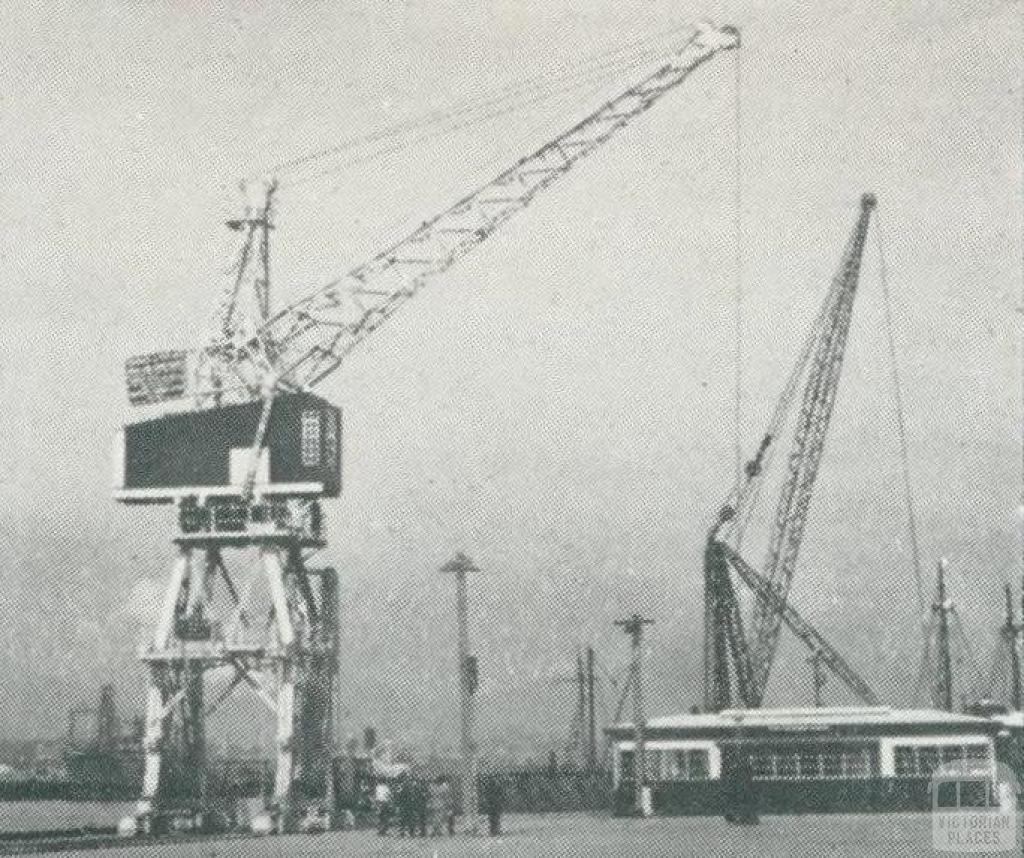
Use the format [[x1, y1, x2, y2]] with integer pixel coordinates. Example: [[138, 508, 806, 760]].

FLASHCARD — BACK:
[[27, 811, 1024, 858]]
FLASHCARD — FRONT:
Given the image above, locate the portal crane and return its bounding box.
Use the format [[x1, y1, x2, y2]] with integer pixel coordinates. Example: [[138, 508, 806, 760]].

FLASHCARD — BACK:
[[115, 21, 740, 832], [703, 193, 878, 712]]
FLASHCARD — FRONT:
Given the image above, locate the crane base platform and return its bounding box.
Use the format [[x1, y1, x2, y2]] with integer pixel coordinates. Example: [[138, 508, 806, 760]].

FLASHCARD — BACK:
[[130, 505, 338, 835]]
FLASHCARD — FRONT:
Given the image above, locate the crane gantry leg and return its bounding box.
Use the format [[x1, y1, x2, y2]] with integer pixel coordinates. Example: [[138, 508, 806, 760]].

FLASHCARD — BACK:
[[133, 501, 337, 835]]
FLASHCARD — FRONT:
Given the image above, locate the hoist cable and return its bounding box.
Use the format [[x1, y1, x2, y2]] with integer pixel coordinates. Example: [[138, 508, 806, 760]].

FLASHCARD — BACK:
[[873, 214, 926, 618], [282, 48, 664, 195], [314, 69, 631, 197], [732, 41, 745, 502], [263, 20, 700, 184], [1018, 9, 1024, 588]]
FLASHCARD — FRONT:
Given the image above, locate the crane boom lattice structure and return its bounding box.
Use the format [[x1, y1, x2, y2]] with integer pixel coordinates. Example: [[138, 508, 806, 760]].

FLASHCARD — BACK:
[[722, 545, 880, 705], [114, 21, 741, 832], [703, 193, 880, 712], [748, 200, 874, 694], [125, 25, 739, 408]]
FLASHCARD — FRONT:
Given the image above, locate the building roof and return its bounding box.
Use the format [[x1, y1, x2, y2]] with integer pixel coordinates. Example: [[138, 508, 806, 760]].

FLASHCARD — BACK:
[[607, 706, 1001, 739]]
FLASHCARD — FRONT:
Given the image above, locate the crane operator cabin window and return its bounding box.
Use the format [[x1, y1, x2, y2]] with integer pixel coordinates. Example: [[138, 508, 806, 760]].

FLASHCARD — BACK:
[[302, 410, 322, 467]]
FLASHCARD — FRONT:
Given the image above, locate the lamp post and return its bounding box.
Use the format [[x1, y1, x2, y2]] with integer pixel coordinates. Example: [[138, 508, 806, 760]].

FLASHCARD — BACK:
[[441, 553, 480, 830]]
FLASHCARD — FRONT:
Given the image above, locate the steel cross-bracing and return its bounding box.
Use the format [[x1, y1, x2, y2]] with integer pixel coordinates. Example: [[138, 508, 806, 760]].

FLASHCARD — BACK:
[[722, 544, 879, 706], [702, 194, 878, 711], [126, 23, 739, 408], [135, 519, 338, 833]]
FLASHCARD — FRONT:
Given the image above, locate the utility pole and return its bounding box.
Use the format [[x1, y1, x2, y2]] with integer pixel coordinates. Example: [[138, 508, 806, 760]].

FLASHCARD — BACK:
[[441, 553, 480, 830], [615, 613, 654, 817], [553, 649, 597, 771], [807, 650, 827, 708], [574, 653, 587, 769], [586, 646, 597, 771], [1005, 582, 1022, 711], [1019, 574, 1024, 710], [934, 558, 954, 712]]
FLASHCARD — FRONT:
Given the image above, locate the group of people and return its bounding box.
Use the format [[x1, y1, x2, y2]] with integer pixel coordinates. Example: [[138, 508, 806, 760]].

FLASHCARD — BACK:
[[374, 775, 455, 837]]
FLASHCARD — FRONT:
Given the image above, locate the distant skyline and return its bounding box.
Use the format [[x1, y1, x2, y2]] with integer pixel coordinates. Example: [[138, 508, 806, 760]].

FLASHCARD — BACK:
[[1, 1, 1022, 755]]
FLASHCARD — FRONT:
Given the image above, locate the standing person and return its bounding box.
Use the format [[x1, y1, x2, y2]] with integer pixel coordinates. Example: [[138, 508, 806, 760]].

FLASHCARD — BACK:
[[414, 778, 428, 837], [425, 778, 442, 831], [439, 777, 456, 835], [374, 780, 393, 836], [396, 774, 413, 837], [481, 778, 504, 837], [721, 743, 759, 825], [427, 777, 445, 836]]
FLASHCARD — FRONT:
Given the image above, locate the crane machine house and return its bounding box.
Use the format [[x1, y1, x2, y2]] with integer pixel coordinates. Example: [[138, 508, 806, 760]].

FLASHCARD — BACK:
[[114, 391, 341, 511]]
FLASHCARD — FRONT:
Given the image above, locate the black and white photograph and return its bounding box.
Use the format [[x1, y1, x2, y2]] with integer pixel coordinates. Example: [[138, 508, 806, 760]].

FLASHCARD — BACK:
[[1, 2, 1023, 855]]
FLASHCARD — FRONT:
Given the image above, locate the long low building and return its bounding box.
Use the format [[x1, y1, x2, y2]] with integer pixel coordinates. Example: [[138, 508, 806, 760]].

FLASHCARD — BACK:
[[606, 706, 1012, 815]]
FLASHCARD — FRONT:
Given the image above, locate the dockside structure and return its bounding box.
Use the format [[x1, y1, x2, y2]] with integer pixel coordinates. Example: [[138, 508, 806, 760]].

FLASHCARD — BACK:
[[607, 707, 1009, 815]]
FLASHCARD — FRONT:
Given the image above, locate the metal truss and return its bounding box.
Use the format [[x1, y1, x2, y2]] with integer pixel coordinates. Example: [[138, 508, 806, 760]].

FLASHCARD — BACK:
[[126, 23, 739, 407], [703, 195, 878, 711], [748, 195, 876, 699], [722, 544, 879, 706], [134, 510, 337, 833]]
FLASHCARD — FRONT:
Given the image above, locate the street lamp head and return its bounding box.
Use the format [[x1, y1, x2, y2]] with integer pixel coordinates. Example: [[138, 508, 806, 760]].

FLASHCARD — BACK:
[[440, 552, 480, 576]]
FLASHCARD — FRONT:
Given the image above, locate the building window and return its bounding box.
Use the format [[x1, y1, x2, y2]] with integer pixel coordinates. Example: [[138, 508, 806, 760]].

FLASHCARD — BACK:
[[843, 748, 871, 779], [689, 750, 709, 781], [822, 749, 844, 778], [301, 410, 321, 466], [959, 779, 990, 808], [936, 780, 958, 809], [798, 748, 821, 779], [775, 752, 798, 779], [964, 744, 990, 762], [894, 747, 916, 777], [942, 745, 964, 765], [918, 747, 941, 777], [645, 750, 662, 780], [750, 744, 876, 781], [651, 749, 710, 782], [750, 752, 773, 779], [890, 743, 991, 777]]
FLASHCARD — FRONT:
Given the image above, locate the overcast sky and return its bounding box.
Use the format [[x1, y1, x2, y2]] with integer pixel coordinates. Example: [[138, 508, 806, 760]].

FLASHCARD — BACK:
[[1, 1, 1022, 755]]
